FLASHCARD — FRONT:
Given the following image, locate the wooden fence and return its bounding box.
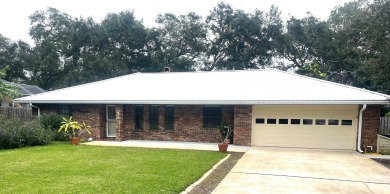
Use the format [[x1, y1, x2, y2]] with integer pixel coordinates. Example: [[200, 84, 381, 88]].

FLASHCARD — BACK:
[[0, 107, 33, 119], [379, 117, 390, 135], [377, 134, 390, 154]]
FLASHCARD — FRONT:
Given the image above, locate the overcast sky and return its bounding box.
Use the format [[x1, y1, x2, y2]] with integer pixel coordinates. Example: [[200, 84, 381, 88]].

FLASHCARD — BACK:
[[1, 0, 351, 44]]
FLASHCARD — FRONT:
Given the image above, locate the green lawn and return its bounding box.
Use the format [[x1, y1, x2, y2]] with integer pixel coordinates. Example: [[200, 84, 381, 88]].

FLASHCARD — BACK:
[[0, 143, 226, 193]]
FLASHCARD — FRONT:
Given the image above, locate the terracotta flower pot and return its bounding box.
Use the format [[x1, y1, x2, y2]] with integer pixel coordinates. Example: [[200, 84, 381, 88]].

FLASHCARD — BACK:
[[218, 143, 229, 153], [69, 137, 80, 145]]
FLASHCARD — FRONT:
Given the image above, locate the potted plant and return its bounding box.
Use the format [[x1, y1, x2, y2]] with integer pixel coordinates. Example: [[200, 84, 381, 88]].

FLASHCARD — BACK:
[[58, 116, 91, 144], [218, 121, 234, 153]]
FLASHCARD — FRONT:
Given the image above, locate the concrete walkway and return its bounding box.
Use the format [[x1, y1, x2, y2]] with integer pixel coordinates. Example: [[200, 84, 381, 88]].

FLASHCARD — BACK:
[[82, 140, 250, 152], [213, 147, 390, 194], [365, 154, 390, 160]]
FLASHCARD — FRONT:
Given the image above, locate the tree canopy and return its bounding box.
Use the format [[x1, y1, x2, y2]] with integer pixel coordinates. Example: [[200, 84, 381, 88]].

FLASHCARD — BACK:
[[0, 66, 21, 101], [0, 0, 389, 94]]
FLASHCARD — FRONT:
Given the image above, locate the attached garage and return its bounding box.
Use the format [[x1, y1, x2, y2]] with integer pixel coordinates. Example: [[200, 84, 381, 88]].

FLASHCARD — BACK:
[[252, 105, 358, 150]]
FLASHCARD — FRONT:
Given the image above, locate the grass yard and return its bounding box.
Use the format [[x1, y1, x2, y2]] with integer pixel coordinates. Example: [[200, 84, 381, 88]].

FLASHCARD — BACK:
[[0, 142, 226, 193]]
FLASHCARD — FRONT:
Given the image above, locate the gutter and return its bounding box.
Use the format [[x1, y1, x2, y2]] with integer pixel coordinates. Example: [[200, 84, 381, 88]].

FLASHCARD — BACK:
[[357, 104, 367, 153], [30, 103, 40, 117]]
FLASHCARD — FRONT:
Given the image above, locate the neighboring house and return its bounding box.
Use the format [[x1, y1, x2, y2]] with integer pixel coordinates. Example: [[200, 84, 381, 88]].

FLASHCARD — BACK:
[[15, 69, 390, 151], [0, 79, 46, 108]]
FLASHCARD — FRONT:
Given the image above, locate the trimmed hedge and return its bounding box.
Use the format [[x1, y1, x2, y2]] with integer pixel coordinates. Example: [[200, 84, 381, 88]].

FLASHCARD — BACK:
[[0, 115, 52, 149]]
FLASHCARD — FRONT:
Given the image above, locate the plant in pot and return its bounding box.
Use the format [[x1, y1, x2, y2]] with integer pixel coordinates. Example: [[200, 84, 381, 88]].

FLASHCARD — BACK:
[[218, 121, 234, 153], [58, 116, 91, 144]]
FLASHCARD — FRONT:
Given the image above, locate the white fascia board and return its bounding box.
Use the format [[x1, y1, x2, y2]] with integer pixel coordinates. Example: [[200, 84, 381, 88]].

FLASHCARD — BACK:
[[17, 99, 390, 105]]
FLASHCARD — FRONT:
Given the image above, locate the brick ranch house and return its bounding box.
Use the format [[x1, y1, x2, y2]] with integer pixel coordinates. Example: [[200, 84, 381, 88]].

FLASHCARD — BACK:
[[15, 69, 390, 152]]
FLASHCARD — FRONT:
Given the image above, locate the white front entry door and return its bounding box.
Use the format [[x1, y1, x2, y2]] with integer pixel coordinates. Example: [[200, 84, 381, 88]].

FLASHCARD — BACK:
[[106, 105, 116, 137]]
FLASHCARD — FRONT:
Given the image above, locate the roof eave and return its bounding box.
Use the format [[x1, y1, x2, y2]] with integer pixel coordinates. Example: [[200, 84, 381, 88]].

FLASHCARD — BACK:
[[14, 99, 390, 105]]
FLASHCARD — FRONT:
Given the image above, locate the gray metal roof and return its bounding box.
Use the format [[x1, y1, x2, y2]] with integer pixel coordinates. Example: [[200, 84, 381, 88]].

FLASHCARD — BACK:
[[14, 69, 390, 105], [1, 79, 46, 96]]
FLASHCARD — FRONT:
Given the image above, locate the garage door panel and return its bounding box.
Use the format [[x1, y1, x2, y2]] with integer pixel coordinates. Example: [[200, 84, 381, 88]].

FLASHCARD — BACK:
[[252, 105, 358, 150]]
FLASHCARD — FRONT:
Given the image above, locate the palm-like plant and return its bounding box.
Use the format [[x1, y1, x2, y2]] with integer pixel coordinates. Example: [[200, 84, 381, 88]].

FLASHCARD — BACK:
[[218, 121, 234, 144], [58, 116, 91, 138]]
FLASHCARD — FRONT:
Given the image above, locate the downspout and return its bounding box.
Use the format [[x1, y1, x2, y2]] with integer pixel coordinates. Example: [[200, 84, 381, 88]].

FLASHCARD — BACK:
[[30, 103, 40, 117], [357, 104, 367, 153]]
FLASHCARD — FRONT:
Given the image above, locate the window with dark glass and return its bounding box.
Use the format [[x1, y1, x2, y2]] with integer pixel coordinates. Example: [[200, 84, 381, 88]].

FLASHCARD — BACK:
[[315, 119, 326, 125], [291, 119, 301, 125], [203, 106, 222, 128], [279, 119, 288, 124], [256, 118, 265, 124], [267, 118, 277, 124], [303, 119, 313, 125], [341, 120, 353, 126], [165, 105, 174, 130], [58, 105, 71, 117], [328, 119, 339, 125], [149, 105, 159, 130], [135, 105, 144, 130]]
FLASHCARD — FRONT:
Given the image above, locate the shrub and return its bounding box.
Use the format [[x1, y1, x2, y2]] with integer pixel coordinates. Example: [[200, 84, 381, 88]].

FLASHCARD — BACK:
[[0, 115, 52, 149], [40, 113, 68, 141]]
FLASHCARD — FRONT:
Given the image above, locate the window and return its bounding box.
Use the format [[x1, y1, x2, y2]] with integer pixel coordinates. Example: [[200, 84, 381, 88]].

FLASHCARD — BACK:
[[328, 119, 339, 125], [279, 119, 288, 124], [255, 118, 265, 124], [58, 105, 71, 117], [165, 105, 174, 130], [315, 119, 326, 125], [149, 105, 159, 130], [341, 120, 353, 126], [135, 105, 144, 130], [203, 106, 222, 128], [267, 118, 277, 124], [291, 119, 301, 125], [303, 119, 313, 125]]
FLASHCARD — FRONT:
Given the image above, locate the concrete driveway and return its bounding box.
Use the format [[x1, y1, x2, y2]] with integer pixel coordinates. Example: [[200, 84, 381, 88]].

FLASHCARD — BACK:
[[213, 147, 390, 194]]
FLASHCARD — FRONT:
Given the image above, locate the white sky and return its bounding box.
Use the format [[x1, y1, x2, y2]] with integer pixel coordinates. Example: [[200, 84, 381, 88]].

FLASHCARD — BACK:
[[1, 0, 351, 45]]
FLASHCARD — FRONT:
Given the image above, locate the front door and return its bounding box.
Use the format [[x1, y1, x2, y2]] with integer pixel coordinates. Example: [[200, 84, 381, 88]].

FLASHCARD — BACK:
[[106, 105, 116, 137]]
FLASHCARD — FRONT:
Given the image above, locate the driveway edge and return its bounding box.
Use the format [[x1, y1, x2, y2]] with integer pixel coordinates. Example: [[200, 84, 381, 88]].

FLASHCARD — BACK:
[[181, 154, 231, 194]]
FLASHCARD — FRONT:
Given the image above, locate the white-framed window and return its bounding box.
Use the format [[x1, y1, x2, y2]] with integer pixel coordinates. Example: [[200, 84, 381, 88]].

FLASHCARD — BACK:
[[255, 118, 351, 126], [106, 105, 116, 137], [341, 120, 353, 125], [328, 119, 339, 125]]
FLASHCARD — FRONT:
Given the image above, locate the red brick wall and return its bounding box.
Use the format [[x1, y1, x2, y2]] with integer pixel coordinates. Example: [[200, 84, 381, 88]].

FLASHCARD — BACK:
[[35, 103, 383, 149], [37, 104, 105, 140], [233, 105, 252, 146], [37, 104, 58, 114], [71, 105, 106, 139], [127, 105, 234, 143], [361, 105, 380, 151], [37, 104, 249, 144]]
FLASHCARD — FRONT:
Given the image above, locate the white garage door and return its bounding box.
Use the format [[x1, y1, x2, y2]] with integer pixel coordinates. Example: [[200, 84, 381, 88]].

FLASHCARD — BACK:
[[252, 105, 358, 150]]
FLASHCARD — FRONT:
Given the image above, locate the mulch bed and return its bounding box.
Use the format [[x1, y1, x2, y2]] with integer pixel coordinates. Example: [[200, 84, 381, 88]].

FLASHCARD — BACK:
[[189, 152, 244, 194]]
